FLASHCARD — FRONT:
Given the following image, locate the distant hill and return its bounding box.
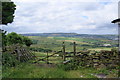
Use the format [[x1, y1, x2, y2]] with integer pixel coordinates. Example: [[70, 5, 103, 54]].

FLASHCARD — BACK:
[[20, 33, 118, 40]]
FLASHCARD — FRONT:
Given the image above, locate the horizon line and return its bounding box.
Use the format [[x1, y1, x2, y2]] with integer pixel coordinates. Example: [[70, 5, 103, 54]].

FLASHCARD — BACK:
[[19, 32, 118, 35]]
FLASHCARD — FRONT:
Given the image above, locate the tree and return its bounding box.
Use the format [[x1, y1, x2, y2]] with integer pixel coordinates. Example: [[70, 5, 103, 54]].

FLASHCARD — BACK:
[[6, 32, 23, 45], [22, 36, 33, 47], [6, 32, 33, 47], [2, 1, 16, 25], [0, 1, 16, 50]]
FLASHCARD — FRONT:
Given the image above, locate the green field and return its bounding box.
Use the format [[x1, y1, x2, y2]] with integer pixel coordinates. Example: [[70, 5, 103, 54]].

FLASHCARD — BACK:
[[28, 36, 117, 52]]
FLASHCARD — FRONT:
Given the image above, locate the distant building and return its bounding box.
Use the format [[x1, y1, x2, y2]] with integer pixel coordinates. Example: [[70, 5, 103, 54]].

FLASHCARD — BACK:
[[102, 44, 111, 47], [114, 38, 118, 40]]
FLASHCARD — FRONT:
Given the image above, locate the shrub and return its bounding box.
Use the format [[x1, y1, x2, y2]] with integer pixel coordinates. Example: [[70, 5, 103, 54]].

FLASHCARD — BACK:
[[22, 36, 33, 47], [6, 32, 23, 45], [2, 52, 20, 68], [6, 32, 32, 47]]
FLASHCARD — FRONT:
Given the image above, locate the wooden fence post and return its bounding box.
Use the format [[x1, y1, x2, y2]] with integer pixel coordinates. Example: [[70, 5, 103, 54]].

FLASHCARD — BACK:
[[73, 42, 76, 57], [47, 51, 49, 64], [63, 42, 66, 61], [73, 42, 76, 65], [17, 49, 21, 62]]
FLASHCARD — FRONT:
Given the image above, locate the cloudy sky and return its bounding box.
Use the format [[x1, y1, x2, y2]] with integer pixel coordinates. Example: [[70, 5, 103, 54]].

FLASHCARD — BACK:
[[1, 0, 120, 34]]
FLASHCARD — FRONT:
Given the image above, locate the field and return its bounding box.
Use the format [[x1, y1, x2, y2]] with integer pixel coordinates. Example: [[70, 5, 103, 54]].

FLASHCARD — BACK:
[[3, 36, 118, 78], [28, 36, 117, 52]]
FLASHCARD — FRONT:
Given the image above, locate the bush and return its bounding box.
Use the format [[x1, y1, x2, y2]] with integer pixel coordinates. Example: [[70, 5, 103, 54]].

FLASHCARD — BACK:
[[22, 36, 33, 47], [2, 52, 20, 68], [6, 32, 32, 47], [6, 32, 23, 45]]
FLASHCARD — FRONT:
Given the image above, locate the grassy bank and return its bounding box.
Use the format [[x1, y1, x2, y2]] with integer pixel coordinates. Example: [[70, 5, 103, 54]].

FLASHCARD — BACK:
[[2, 63, 95, 78], [2, 62, 118, 78]]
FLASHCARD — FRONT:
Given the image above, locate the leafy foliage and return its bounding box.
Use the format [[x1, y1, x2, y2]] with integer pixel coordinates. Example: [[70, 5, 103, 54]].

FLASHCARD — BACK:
[[6, 32, 33, 47], [22, 36, 33, 47], [2, 1, 16, 25], [2, 52, 20, 67], [6, 32, 23, 45]]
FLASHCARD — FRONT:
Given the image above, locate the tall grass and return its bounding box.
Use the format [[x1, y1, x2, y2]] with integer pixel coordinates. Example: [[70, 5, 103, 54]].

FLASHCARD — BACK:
[[2, 63, 97, 78], [3, 63, 65, 78], [3, 62, 118, 78]]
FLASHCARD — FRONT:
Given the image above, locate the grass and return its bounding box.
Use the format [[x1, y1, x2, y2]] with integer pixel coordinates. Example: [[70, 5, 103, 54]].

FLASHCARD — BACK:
[[34, 51, 63, 64], [2, 63, 97, 78], [3, 63, 118, 78], [34, 52, 47, 56], [88, 47, 112, 51]]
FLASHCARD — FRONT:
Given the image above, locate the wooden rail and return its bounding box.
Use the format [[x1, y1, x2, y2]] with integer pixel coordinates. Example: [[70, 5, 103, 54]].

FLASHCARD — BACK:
[[32, 41, 118, 69], [34, 42, 77, 64], [5, 45, 36, 62]]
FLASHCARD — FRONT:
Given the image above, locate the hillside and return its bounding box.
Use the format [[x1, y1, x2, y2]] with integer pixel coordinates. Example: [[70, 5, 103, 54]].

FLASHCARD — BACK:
[[20, 33, 118, 40]]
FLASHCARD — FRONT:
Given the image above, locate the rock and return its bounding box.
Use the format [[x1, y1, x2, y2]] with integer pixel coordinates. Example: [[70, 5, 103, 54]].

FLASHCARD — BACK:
[[94, 73, 107, 78]]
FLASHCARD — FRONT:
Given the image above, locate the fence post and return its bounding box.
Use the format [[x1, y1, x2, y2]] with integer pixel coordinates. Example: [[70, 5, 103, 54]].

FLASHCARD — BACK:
[[73, 42, 76, 57], [17, 49, 21, 62], [47, 51, 49, 64], [63, 42, 66, 61], [73, 42, 76, 65]]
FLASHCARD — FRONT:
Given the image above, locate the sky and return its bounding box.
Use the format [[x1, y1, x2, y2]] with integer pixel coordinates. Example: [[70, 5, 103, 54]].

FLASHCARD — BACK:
[[1, 0, 120, 34]]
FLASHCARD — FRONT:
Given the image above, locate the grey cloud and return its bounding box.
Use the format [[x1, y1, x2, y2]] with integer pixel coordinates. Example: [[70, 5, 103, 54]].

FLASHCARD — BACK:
[[3, 1, 118, 34]]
